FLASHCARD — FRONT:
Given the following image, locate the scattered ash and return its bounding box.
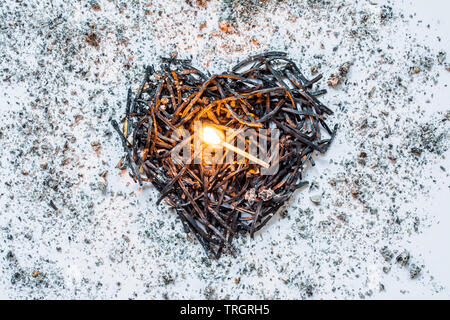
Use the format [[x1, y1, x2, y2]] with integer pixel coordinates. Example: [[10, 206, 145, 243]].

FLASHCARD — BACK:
[[404, 121, 449, 156], [0, 0, 449, 299]]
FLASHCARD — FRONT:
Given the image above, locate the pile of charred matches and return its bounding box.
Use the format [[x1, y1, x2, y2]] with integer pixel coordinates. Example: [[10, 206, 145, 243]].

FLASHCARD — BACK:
[[112, 52, 336, 258]]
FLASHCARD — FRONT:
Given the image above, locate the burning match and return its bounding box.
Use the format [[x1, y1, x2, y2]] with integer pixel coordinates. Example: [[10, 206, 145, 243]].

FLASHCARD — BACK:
[[201, 125, 270, 169]]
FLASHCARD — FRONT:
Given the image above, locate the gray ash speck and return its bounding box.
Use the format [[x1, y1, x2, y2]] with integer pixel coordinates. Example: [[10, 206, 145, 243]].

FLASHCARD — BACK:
[[380, 246, 394, 262], [410, 264, 422, 279], [396, 250, 411, 267]]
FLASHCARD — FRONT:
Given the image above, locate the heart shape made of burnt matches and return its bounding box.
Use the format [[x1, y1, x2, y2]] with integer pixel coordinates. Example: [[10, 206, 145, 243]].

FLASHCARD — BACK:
[[112, 52, 337, 258]]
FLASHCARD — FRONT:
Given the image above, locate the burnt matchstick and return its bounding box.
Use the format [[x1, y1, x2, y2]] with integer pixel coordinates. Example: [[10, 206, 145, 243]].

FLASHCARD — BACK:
[[112, 52, 337, 258]]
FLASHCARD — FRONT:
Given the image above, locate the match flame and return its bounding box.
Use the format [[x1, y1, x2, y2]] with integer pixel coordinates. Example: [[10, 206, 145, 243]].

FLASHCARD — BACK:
[[201, 124, 270, 169], [202, 125, 224, 146]]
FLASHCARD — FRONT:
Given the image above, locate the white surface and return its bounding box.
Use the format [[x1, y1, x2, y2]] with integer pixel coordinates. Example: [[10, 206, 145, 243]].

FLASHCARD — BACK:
[[0, 0, 449, 299]]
